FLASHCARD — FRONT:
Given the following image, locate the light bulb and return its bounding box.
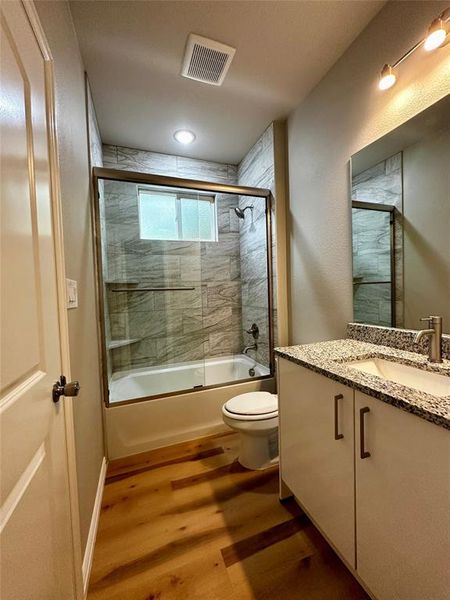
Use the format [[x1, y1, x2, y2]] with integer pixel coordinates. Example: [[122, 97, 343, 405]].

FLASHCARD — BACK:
[[379, 64, 397, 91], [174, 129, 196, 144], [424, 19, 447, 51]]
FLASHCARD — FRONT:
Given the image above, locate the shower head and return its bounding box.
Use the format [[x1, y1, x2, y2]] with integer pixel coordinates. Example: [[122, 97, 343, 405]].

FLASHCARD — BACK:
[[234, 205, 253, 219]]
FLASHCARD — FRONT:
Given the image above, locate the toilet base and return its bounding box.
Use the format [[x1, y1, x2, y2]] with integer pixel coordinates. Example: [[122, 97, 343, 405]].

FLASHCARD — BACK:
[[238, 429, 279, 471]]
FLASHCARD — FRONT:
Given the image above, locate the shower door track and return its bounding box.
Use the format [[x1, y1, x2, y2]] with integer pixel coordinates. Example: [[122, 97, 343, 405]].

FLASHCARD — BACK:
[[93, 167, 272, 197], [92, 167, 275, 407]]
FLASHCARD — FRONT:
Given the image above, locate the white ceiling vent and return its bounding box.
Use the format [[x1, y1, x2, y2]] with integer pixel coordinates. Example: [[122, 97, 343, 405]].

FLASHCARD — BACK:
[[181, 34, 236, 86]]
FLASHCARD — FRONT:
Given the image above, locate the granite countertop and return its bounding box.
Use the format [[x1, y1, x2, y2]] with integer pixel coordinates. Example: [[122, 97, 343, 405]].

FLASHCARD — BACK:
[[275, 339, 450, 430]]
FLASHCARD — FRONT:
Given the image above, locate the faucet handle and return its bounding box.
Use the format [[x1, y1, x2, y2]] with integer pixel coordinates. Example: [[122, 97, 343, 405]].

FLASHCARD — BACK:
[[420, 317, 432, 324], [245, 323, 259, 339], [420, 316, 442, 325]]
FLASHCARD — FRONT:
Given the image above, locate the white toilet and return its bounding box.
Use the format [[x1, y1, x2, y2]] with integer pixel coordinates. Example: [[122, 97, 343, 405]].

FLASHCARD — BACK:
[[222, 391, 278, 470]]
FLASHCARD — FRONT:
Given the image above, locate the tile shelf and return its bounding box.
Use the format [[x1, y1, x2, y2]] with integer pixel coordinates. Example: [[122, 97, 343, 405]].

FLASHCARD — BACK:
[[108, 338, 141, 350]]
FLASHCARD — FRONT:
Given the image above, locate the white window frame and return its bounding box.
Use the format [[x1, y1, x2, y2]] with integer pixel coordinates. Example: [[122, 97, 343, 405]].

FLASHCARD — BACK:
[[137, 187, 218, 242]]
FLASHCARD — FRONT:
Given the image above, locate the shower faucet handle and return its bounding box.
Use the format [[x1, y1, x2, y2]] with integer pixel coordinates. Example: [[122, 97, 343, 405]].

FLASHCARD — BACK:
[[246, 323, 259, 339]]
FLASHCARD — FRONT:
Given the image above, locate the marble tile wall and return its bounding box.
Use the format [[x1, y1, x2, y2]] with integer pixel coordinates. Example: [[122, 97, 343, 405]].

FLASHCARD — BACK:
[[87, 84, 103, 169], [103, 145, 237, 183], [237, 124, 277, 368], [352, 153, 403, 328], [101, 145, 243, 372], [86, 81, 114, 381]]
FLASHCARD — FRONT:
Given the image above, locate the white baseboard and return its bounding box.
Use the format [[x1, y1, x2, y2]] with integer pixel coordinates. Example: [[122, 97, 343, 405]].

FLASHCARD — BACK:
[[82, 457, 107, 597]]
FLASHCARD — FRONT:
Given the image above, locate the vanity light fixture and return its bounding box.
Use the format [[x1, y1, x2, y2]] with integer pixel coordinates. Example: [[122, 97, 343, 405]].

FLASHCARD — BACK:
[[424, 18, 448, 51], [379, 64, 397, 90], [174, 129, 196, 144], [378, 9, 449, 91]]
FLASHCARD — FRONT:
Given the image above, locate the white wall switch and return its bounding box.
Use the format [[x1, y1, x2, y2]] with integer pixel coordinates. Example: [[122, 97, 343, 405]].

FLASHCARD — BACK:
[[66, 278, 78, 309]]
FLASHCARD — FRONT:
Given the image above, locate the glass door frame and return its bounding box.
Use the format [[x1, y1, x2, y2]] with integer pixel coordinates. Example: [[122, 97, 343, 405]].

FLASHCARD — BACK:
[[351, 200, 396, 327], [92, 166, 275, 407]]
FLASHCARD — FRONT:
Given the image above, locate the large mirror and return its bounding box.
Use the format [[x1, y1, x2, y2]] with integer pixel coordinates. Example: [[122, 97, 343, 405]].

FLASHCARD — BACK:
[[351, 95, 450, 333]]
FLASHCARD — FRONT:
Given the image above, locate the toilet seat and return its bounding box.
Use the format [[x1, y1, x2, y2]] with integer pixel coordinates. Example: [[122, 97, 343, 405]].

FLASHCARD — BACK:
[[222, 391, 279, 469], [223, 392, 278, 421]]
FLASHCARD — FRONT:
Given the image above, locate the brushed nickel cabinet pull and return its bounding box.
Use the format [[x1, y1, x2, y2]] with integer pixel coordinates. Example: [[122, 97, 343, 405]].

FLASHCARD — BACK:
[[360, 406, 371, 459], [334, 394, 344, 440]]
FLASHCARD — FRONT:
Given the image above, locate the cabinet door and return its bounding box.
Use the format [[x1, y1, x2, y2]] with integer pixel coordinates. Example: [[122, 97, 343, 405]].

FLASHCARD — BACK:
[[278, 358, 355, 567], [355, 391, 450, 600]]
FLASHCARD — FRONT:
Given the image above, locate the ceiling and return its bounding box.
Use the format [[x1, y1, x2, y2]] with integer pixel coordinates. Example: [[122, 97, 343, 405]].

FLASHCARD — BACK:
[[70, 0, 385, 164]]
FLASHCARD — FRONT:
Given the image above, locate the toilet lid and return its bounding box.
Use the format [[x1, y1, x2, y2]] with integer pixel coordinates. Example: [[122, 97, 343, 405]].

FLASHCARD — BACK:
[[224, 392, 278, 416]]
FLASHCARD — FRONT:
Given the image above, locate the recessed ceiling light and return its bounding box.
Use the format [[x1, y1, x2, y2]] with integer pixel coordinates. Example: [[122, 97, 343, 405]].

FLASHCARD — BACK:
[[174, 129, 196, 144]]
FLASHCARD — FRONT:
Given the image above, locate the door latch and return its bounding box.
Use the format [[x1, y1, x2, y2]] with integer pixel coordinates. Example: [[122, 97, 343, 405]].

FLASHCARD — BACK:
[[52, 375, 80, 403]]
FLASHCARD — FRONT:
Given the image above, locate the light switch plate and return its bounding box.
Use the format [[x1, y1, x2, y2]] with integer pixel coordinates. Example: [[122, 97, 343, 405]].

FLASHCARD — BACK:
[[66, 278, 78, 309]]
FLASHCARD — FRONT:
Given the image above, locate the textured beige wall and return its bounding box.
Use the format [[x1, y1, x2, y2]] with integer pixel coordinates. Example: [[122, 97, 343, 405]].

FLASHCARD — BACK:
[[403, 127, 450, 330], [287, 1, 450, 344], [35, 1, 105, 553]]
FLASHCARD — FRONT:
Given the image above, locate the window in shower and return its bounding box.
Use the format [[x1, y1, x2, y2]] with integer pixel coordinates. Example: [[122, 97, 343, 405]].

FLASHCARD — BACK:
[[138, 188, 217, 242], [94, 170, 274, 406]]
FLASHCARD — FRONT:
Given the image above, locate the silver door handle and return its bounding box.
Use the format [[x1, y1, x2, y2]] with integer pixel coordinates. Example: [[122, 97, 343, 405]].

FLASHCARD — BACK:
[[52, 375, 80, 402], [334, 394, 344, 440]]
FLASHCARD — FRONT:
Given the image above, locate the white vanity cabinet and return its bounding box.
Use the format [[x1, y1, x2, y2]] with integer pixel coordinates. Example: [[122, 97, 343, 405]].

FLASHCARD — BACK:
[[355, 391, 450, 600], [278, 357, 450, 600], [278, 358, 356, 568]]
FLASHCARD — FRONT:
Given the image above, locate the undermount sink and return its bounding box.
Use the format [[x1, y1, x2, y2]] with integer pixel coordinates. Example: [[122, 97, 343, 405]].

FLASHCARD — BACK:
[[345, 358, 450, 398]]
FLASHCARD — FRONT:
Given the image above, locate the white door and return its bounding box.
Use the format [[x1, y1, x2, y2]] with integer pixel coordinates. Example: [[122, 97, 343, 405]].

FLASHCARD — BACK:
[[1, 2, 78, 598], [355, 391, 450, 600], [278, 358, 355, 568]]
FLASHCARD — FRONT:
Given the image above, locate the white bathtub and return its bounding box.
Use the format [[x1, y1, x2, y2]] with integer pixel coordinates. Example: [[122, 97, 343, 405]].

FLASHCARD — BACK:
[[109, 354, 270, 403]]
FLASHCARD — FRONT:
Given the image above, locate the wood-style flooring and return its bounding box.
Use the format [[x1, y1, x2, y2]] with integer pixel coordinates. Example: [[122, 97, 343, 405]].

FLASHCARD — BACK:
[[88, 432, 369, 599]]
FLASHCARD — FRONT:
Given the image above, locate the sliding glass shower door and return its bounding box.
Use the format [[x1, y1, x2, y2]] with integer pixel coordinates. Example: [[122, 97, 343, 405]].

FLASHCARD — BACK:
[[100, 179, 205, 402], [352, 201, 395, 327], [95, 170, 273, 405]]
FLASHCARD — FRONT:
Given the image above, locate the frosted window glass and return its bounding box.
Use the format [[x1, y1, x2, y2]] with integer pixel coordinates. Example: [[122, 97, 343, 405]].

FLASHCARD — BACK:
[[180, 198, 199, 239], [198, 199, 214, 240], [139, 190, 216, 241], [180, 197, 214, 241], [139, 193, 177, 240]]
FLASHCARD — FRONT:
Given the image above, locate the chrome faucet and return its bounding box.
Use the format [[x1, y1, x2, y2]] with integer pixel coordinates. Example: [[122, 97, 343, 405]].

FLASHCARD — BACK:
[[414, 316, 443, 363], [243, 343, 258, 355]]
